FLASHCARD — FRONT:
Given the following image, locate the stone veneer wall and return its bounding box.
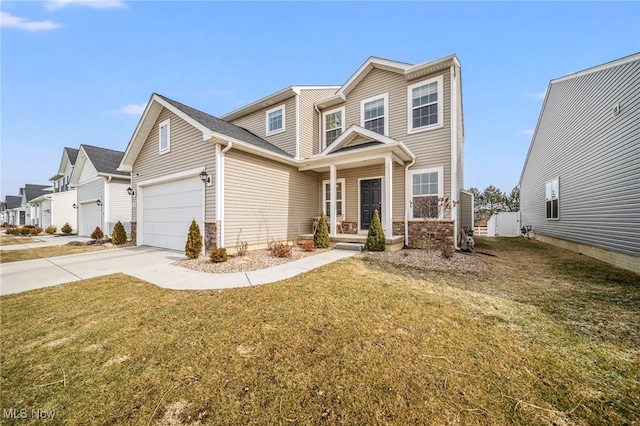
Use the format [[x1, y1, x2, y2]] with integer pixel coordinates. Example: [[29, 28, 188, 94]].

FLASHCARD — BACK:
[[204, 221, 218, 252], [341, 222, 358, 234], [130, 221, 137, 244], [406, 220, 454, 249]]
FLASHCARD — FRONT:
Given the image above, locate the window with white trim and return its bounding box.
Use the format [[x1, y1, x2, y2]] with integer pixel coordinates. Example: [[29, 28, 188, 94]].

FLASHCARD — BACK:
[[159, 119, 170, 154], [361, 93, 388, 136], [266, 105, 285, 135], [410, 167, 443, 219], [408, 75, 443, 133], [545, 178, 559, 220], [322, 179, 345, 217], [322, 106, 345, 149]]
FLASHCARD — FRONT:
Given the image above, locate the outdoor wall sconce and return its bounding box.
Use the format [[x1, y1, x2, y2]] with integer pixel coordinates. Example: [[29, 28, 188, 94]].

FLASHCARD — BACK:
[[96, 199, 103, 207], [72, 204, 77, 209], [31, 203, 39, 207], [127, 187, 135, 196], [199, 170, 211, 185]]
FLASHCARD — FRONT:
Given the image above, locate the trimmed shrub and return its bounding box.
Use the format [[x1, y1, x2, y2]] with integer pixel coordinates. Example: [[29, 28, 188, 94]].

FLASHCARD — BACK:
[[313, 212, 330, 249], [61, 223, 72, 234], [272, 242, 292, 258], [30, 227, 43, 235], [365, 209, 385, 252], [185, 219, 203, 260], [209, 248, 228, 263], [111, 221, 127, 245], [299, 240, 317, 252], [91, 227, 104, 240], [45, 226, 57, 234]]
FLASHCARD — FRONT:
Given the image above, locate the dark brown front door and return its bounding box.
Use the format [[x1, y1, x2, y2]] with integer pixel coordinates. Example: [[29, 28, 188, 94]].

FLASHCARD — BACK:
[[360, 178, 381, 230]]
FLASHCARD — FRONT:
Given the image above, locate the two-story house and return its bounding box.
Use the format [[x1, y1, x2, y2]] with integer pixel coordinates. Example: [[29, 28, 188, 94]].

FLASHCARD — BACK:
[[118, 55, 467, 252]]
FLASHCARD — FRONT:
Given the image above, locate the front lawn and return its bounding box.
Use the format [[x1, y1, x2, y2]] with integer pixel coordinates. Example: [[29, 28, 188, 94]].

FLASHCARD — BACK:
[[0, 245, 107, 263], [0, 235, 41, 246], [1, 238, 638, 425]]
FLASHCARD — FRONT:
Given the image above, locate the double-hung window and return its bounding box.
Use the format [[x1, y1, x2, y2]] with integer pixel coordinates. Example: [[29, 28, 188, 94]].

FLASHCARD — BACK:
[[410, 167, 443, 219], [322, 106, 345, 149], [361, 93, 388, 136], [545, 178, 559, 219], [408, 75, 443, 133], [266, 105, 285, 135], [322, 179, 345, 217], [159, 119, 170, 154]]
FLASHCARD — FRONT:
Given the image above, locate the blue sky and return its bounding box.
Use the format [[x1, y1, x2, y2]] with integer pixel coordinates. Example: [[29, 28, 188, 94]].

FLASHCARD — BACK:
[[2, 1, 639, 199]]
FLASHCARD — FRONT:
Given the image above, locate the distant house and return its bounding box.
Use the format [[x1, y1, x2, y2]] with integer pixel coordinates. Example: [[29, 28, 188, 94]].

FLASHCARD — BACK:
[[1, 195, 22, 225], [119, 55, 470, 252], [519, 53, 640, 273], [44, 147, 80, 231], [20, 184, 53, 227], [69, 144, 131, 237]]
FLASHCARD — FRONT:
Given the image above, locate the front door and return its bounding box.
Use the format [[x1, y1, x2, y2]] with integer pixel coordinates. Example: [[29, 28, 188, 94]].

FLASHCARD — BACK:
[[360, 178, 381, 230]]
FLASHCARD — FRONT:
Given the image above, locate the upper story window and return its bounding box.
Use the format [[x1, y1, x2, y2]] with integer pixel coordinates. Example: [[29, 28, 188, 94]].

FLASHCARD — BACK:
[[159, 118, 171, 154], [322, 106, 345, 149], [410, 167, 444, 219], [545, 177, 559, 220], [408, 75, 444, 133], [361, 93, 388, 136], [266, 105, 285, 135]]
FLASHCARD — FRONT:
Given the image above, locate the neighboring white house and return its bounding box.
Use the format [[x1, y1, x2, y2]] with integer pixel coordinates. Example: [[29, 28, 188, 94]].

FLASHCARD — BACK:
[[69, 144, 131, 237], [486, 212, 520, 237], [20, 184, 52, 227], [519, 53, 640, 273], [47, 147, 79, 232]]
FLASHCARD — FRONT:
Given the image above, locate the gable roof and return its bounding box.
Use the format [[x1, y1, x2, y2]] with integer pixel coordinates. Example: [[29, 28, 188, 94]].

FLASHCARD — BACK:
[[50, 146, 79, 181], [119, 93, 295, 172], [24, 184, 52, 203], [5, 195, 22, 209], [82, 145, 129, 177]]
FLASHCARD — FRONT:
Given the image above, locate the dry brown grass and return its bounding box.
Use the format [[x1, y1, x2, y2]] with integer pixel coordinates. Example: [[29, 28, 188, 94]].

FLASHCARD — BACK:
[[0, 235, 41, 246], [0, 245, 107, 263], [1, 237, 638, 425]]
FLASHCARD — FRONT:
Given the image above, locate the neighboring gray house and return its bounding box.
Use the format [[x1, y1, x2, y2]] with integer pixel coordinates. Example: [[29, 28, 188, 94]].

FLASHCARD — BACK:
[[519, 53, 640, 273], [69, 144, 131, 237], [2, 195, 22, 225]]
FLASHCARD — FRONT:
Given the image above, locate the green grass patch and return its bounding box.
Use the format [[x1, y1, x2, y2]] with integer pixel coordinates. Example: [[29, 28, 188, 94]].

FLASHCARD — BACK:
[[0, 245, 107, 263], [1, 238, 638, 425]]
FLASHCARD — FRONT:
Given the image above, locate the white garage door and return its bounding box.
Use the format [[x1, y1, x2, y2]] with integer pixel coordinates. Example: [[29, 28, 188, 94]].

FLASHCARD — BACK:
[[81, 202, 102, 237], [142, 177, 203, 251]]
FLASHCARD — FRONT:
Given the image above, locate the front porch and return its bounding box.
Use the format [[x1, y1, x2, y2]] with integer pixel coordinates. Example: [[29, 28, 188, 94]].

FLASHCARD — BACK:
[[299, 233, 405, 251]]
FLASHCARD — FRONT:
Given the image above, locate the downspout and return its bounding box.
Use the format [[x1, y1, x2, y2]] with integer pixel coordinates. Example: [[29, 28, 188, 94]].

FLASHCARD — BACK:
[[219, 141, 233, 248], [404, 157, 416, 247], [450, 63, 460, 251], [105, 176, 112, 234], [314, 104, 322, 153]]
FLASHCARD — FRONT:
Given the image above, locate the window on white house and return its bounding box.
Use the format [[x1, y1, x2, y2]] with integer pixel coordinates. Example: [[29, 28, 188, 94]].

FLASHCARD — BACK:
[[361, 93, 388, 135], [408, 76, 443, 133], [411, 168, 443, 219], [266, 105, 285, 135], [546, 178, 559, 219], [323, 107, 345, 148], [159, 119, 170, 154], [323, 179, 345, 217]]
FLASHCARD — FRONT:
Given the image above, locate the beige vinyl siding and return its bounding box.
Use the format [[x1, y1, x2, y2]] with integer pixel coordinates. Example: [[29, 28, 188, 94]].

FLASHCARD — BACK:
[[224, 149, 319, 247], [131, 107, 215, 222], [459, 191, 473, 230], [229, 96, 298, 157], [298, 88, 339, 158], [107, 179, 132, 235]]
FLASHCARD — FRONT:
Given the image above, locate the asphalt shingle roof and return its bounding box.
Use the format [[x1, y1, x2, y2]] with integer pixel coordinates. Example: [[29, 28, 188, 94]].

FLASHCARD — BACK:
[[5, 195, 22, 209], [65, 147, 79, 165], [156, 94, 293, 158], [81, 145, 130, 177], [24, 184, 51, 202]]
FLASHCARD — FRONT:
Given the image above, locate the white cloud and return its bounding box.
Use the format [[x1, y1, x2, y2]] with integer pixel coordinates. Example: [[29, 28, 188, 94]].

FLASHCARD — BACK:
[[522, 129, 535, 136], [116, 103, 147, 115], [45, 0, 128, 11], [0, 12, 61, 31], [528, 89, 547, 100]]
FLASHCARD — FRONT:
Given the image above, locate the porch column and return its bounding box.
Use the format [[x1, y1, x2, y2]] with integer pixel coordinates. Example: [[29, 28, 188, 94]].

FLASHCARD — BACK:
[[384, 155, 393, 239], [329, 164, 337, 237]]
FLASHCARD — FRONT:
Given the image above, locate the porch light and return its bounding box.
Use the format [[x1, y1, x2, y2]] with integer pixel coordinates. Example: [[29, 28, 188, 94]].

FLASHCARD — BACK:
[[199, 170, 211, 184], [127, 187, 135, 196], [72, 204, 77, 209], [96, 199, 102, 206]]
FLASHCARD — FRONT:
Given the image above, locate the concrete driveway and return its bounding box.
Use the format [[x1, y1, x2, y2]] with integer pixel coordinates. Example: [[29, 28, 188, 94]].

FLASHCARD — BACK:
[[0, 246, 356, 296]]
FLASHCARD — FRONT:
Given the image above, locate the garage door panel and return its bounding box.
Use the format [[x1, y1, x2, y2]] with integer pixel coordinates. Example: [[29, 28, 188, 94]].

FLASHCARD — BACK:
[[142, 177, 203, 251], [82, 202, 101, 237]]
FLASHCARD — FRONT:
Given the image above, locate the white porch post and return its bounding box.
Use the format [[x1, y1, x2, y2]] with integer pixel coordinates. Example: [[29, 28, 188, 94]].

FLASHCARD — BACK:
[[329, 164, 337, 238], [384, 156, 393, 240]]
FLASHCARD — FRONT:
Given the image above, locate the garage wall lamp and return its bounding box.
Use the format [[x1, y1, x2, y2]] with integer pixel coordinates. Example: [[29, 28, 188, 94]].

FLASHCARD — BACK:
[[127, 187, 136, 196], [199, 170, 212, 186], [96, 199, 103, 207], [72, 204, 77, 209]]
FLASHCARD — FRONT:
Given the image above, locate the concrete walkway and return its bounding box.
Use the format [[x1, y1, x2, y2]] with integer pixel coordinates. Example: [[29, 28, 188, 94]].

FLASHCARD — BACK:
[[0, 246, 356, 296], [0, 234, 94, 251]]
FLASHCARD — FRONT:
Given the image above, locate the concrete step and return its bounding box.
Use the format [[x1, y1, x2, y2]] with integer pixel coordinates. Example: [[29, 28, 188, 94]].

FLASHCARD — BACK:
[[335, 242, 364, 251]]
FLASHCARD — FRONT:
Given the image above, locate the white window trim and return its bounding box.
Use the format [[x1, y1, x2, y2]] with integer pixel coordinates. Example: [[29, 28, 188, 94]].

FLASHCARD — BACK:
[[407, 75, 444, 134], [545, 177, 560, 220], [266, 104, 286, 136], [159, 118, 171, 154], [322, 178, 346, 219], [360, 93, 389, 136], [408, 166, 444, 219], [322, 106, 345, 150]]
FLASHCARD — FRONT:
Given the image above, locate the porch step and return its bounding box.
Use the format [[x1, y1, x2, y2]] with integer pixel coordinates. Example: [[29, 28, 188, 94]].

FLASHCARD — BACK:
[[335, 242, 364, 252]]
